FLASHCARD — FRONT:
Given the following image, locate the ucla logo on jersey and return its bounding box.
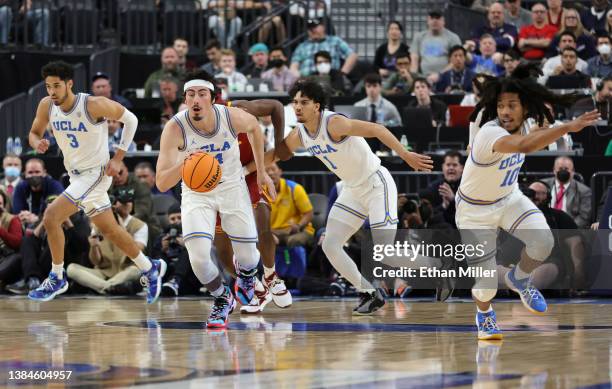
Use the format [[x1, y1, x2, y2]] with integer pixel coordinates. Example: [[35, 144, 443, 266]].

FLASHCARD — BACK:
[[498, 153, 524, 170], [306, 144, 338, 156], [52, 121, 88, 132], [198, 141, 231, 153]]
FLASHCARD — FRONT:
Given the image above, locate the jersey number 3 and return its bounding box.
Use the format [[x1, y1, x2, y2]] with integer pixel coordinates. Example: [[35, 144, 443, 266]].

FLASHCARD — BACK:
[[66, 134, 79, 148]]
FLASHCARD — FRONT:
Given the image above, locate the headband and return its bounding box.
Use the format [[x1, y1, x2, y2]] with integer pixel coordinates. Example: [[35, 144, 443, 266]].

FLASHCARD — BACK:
[[184, 79, 215, 92]]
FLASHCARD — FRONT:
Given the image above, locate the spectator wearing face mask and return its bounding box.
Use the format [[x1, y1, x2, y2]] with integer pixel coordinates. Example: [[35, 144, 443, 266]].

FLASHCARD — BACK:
[[310, 50, 352, 96], [1, 153, 22, 199], [541, 157, 592, 228], [12, 158, 63, 227], [261, 47, 298, 92], [587, 33, 612, 78]]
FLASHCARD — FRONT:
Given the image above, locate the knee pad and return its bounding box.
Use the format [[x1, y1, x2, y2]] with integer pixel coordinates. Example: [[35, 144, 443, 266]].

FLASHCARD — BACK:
[[525, 229, 554, 262], [233, 242, 260, 271], [472, 288, 497, 302], [185, 238, 219, 285]]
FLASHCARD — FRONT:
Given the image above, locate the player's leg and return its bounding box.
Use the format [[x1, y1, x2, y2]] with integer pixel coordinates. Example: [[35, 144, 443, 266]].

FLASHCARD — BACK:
[[28, 183, 79, 301], [255, 202, 291, 308], [213, 220, 237, 277], [322, 187, 379, 311], [183, 200, 235, 328], [501, 192, 553, 314], [219, 185, 261, 305], [91, 209, 166, 304], [456, 199, 503, 340]]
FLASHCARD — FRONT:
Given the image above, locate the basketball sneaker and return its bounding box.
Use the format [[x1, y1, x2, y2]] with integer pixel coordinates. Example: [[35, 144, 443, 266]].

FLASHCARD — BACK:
[[234, 267, 257, 305], [28, 271, 68, 302], [353, 288, 386, 315], [504, 267, 547, 314], [240, 278, 273, 314], [140, 258, 167, 304], [264, 271, 292, 308], [476, 310, 503, 340], [207, 286, 236, 329]]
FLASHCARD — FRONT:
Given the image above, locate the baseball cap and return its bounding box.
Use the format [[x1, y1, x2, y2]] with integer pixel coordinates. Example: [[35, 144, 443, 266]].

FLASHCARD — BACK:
[[428, 9, 443, 18], [248, 43, 269, 55], [91, 71, 110, 82]]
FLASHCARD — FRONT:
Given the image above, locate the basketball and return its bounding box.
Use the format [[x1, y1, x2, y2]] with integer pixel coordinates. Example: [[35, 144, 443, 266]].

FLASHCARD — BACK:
[[182, 152, 222, 192]]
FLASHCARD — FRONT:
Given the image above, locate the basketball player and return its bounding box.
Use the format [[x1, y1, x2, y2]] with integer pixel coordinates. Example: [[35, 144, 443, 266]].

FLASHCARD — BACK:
[[27, 61, 166, 303], [458, 65, 599, 340], [251, 79, 434, 314], [213, 99, 293, 313], [155, 70, 276, 328]]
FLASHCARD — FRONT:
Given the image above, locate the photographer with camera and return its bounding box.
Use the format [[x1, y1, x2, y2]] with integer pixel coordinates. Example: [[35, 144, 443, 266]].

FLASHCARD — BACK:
[[66, 188, 147, 295], [7, 194, 89, 294], [150, 204, 202, 297]]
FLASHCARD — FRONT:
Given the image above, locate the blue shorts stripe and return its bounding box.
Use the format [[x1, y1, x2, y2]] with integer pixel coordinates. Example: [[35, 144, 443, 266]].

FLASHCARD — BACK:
[[457, 189, 506, 206], [184, 232, 213, 241], [333, 202, 367, 219], [509, 209, 542, 232]]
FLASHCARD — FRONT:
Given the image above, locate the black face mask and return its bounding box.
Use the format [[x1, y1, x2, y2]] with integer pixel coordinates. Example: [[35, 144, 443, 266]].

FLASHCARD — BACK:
[[27, 176, 43, 189], [269, 59, 285, 68], [556, 169, 571, 183]]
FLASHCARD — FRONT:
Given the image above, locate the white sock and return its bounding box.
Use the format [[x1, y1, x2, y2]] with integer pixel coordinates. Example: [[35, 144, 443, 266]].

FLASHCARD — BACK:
[[132, 252, 152, 272], [264, 265, 275, 278], [211, 284, 226, 297], [477, 305, 493, 313], [52, 263, 64, 279], [514, 265, 530, 280]]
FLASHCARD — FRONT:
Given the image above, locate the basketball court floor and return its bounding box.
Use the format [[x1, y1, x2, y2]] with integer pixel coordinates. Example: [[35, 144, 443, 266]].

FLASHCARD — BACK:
[[1, 296, 611, 388]]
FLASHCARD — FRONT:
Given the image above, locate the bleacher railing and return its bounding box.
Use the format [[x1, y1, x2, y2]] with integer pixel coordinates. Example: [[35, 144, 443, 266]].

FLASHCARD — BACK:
[[0, 93, 27, 155]]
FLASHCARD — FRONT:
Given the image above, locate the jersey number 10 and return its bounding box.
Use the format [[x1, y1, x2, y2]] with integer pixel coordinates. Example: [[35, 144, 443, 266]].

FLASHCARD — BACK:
[[500, 167, 520, 187]]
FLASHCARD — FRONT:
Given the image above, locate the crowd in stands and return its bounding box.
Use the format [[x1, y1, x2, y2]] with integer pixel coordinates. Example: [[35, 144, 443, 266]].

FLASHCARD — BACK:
[[0, 0, 611, 298]]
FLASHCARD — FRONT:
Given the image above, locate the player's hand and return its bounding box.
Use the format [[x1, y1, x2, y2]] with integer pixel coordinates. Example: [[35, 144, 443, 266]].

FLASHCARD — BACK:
[[401, 151, 433, 172], [258, 172, 277, 201], [567, 110, 600, 133], [105, 158, 122, 177], [35, 139, 50, 154]]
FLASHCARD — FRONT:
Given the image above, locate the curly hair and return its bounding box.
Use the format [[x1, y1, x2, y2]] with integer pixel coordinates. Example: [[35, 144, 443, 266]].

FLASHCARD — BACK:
[[469, 63, 577, 127]]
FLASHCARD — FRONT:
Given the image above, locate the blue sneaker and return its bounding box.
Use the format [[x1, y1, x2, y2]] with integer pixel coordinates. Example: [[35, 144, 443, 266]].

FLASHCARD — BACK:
[[505, 267, 547, 314], [140, 259, 167, 304], [234, 267, 257, 305], [28, 271, 68, 302], [476, 310, 503, 340], [207, 286, 236, 329]]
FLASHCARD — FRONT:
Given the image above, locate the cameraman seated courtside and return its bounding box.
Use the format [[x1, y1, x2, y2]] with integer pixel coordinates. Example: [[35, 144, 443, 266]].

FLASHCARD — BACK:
[[149, 203, 203, 297], [7, 195, 90, 295], [67, 188, 147, 295]]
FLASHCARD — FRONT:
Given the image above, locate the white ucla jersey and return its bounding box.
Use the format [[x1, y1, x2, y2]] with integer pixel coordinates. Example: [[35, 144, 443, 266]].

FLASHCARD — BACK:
[[174, 105, 242, 194], [298, 110, 381, 187], [49, 93, 109, 172], [458, 119, 529, 205]]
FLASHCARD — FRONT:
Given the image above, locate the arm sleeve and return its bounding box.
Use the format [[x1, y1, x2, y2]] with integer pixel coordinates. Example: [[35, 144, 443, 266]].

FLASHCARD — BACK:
[[133, 223, 149, 247], [0, 216, 23, 249], [471, 125, 508, 164], [294, 184, 314, 214], [116, 109, 138, 152]]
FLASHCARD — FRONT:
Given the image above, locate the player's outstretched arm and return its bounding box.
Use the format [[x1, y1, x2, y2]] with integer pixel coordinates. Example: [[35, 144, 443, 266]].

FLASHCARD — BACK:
[[29, 97, 52, 154], [327, 115, 434, 172], [243, 127, 302, 174], [232, 99, 289, 157], [493, 110, 600, 154], [87, 96, 139, 175], [156, 120, 185, 192]]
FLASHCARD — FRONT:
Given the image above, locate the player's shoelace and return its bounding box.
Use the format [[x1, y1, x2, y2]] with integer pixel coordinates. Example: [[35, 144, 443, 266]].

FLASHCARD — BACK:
[[267, 276, 285, 292], [39, 276, 57, 291], [481, 315, 500, 332], [210, 296, 231, 320], [238, 273, 256, 291], [521, 283, 542, 303], [140, 265, 157, 289]]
